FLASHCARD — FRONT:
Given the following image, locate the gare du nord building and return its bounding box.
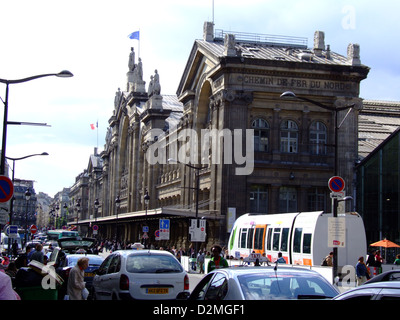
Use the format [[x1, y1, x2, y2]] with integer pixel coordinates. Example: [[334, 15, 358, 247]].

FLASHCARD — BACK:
[[72, 22, 369, 250]]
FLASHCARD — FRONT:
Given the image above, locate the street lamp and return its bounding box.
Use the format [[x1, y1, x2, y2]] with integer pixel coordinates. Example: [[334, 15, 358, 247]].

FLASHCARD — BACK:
[[168, 158, 207, 255], [94, 198, 99, 237], [115, 195, 120, 241], [143, 190, 150, 248], [5, 151, 48, 238], [24, 188, 31, 245], [0, 70, 73, 175], [280, 91, 355, 283]]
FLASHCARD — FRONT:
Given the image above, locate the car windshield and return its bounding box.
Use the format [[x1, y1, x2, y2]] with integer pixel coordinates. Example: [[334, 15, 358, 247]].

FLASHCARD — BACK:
[[126, 254, 183, 273], [237, 272, 338, 300], [67, 256, 104, 267]]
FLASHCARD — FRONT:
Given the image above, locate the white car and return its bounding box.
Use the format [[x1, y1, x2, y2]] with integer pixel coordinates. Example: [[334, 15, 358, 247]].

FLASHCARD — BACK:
[[92, 250, 189, 300]]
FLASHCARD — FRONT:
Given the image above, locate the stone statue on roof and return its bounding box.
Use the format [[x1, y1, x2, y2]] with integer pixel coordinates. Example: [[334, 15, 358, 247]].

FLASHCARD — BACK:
[[128, 47, 136, 72], [148, 69, 161, 97], [114, 88, 122, 109]]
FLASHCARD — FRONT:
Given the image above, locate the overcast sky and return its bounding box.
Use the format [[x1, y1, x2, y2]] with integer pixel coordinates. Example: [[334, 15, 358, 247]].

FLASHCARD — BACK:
[[0, 0, 399, 198]]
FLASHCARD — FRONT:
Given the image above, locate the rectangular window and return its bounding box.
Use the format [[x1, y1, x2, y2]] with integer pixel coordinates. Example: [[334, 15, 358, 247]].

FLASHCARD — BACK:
[[307, 187, 326, 211], [266, 228, 273, 251], [279, 187, 297, 213], [273, 228, 281, 251], [280, 228, 289, 252], [293, 228, 302, 253], [254, 228, 264, 250], [250, 185, 268, 214], [303, 233, 312, 254], [240, 228, 247, 248], [247, 228, 254, 249]]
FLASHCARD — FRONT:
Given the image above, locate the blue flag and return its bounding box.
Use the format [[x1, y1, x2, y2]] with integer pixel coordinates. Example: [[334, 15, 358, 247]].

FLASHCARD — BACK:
[[128, 31, 140, 40]]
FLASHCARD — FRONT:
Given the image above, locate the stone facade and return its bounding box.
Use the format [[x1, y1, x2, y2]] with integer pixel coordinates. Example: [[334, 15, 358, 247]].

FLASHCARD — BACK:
[[69, 23, 370, 249]]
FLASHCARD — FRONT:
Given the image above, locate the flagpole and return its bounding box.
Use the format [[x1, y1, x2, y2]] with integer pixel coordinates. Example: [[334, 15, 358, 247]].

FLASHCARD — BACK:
[[138, 28, 141, 58], [96, 120, 99, 150]]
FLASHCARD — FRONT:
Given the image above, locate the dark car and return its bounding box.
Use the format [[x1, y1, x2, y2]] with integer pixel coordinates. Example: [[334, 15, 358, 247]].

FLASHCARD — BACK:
[[57, 254, 104, 300], [365, 270, 400, 284], [48, 237, 97, 267], [188, 266, 339, 300], [47, 237, 102, 299], [333, 281, 400, 300]]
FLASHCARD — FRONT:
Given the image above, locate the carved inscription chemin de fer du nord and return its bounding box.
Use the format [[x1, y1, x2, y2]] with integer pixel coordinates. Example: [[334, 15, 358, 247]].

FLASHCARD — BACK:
[[237, 74, 355, 95]]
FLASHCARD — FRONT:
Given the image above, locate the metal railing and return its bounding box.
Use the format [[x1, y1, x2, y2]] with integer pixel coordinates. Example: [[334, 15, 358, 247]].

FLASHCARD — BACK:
[[214, 29, 308, 48]]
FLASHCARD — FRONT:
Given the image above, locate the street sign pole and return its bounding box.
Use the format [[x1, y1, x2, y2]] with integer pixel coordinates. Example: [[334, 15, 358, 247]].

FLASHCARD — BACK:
[[328, 176, 345, 285]]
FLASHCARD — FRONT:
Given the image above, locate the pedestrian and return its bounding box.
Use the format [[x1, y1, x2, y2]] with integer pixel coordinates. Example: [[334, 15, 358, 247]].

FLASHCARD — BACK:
[[67, 257, 89, 300], [394, 254, 400, 265], [0, 271, 20, 300], [321, 252, 334, 266], [366, 250, 376, 267], [356, 256, 369, 286], [197, 250, 205, 274], [276, 252, 286, 264], [207, 245, 228, 273], [375, 250, 383, 269], [12, 240, 18, 258], [30, 244, 44, 264]]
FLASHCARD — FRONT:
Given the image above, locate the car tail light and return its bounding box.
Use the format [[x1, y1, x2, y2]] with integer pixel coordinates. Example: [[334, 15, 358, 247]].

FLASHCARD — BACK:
[[184, 274, 189, 291], [119, 274, 129, 290]]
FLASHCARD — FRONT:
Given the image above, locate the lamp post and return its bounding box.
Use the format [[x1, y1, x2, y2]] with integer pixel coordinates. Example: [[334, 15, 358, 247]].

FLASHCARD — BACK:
[[62, 203, 68, 228], [24, 188, 31, 245], [0, 70, 73, 175], [5, 152, 48, 255], [94, 198, 99, 237], [280, 91, 355, 283], [168, 158, 206, 255], [143, 190, 150, 248], [6, 152, 48, 226], [75, 198, 81, 234], [115, 195, 120, 242]]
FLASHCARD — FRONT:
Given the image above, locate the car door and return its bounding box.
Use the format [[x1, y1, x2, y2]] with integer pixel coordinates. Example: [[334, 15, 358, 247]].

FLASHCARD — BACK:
[[93, 254, 114, 300], [104, 253, 122, 299]]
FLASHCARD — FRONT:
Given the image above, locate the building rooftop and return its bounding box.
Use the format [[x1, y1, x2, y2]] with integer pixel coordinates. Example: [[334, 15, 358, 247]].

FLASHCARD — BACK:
[[358, 100, 400, 159]]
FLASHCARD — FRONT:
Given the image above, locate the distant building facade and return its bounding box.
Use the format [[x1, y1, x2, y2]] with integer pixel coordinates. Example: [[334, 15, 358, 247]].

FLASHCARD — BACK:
[[69, 23, 370, 249]]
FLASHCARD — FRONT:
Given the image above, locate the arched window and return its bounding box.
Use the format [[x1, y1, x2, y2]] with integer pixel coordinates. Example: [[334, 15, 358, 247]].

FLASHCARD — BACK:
[[252, 118, 269, 152], [280, 120, 298, 153], [310, 121, 327, 155]]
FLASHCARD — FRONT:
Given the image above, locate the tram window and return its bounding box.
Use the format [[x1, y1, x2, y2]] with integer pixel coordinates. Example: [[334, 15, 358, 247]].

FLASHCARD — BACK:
[[266, 228, 272, 250], [254, 228, 264, 250], [240, 228, 248, 248], [293, 228, 302, 253], [247, 228, 254, 249], [280, 228, 289, 252], [273, 228, 281, 251], [303, 233, 312, 254]]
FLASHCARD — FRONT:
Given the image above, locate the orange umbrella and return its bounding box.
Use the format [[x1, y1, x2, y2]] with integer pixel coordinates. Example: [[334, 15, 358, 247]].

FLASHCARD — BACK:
[[370, 239, 400, 248]]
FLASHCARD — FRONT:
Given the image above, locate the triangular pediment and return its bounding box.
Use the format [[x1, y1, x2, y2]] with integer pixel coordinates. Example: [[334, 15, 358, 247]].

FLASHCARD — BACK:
[[177, 40, 221, 101]]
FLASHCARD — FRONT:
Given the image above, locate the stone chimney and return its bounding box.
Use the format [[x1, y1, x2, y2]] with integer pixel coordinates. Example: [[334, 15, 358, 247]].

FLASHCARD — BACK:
[[203, 21, 214, 42], [313, 31, 325, 57], [347, 43, 361, 65], [224, 33, 236, 57]]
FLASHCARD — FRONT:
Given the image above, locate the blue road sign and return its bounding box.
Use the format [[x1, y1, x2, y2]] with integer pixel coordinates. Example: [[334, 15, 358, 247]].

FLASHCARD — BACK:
[[159, 219, 170, 230], [0, 176, 13, 203]]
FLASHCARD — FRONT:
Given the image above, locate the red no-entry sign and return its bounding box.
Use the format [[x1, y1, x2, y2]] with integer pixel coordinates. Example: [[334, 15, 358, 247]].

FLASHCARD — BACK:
[[30, 224, 38, 234]]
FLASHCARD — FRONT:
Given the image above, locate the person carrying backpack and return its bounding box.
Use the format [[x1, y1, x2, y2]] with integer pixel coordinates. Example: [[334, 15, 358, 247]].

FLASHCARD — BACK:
[[321, 252, 333, 266]]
